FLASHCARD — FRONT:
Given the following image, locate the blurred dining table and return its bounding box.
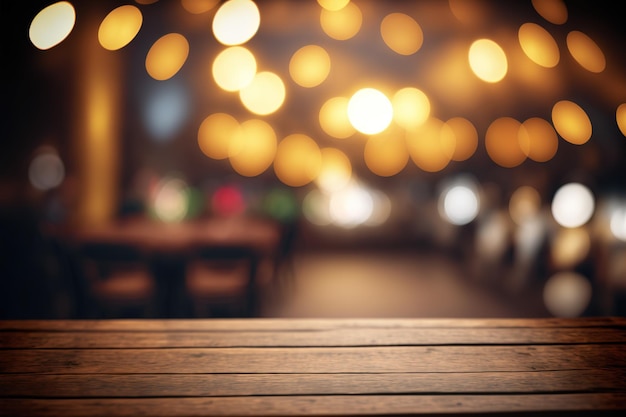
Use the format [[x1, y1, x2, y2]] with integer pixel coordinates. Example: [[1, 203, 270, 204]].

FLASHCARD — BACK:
[[57, 215, 284, 318]]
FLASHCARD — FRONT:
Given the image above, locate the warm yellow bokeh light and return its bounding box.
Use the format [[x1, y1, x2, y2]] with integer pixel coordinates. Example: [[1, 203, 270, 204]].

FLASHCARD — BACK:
[[485, 117, 526, 168], [364, 129, 409, 177], [320, 1, 362, 41], [145, 33, 189, 80], [348, 88, 393, 135], [519, 117, 558, 162], [617, 104, 626, 137], [566, 31, 606, 73], [29, 1, 76, 50], [551, 100, 592, 145], [392, 87, 430, 130], [468, 39, 508, 83], [406, 118, 452, 172], [98, 5, 143, 51], [316, 148, 352, 193], [380, 13, 423, 56], [289, 45, 331, 88], [444, 117, 478, 161], [319, 97, 355, 139], [239, 71, 286, 115], [198, 113, 240, 160], [317, 0, 350, 11], [181, 0, 219, 14], [551, 227, 591, 270], [212, 0, 260, 46], [509, 185, 541, 226], [274, 134, 322, 187], [518, 23, 560, 68], [229, 119, 277, 177], [212, 46, 257, 92], [531, 0, 568, 25]]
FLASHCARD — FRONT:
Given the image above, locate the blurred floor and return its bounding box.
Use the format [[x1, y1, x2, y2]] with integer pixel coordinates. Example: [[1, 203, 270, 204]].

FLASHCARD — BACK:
[[260, 249, 551, 319]]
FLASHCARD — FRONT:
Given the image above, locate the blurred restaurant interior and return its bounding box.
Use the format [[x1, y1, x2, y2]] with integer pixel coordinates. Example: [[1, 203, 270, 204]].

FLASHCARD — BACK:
[[1, 0, 625, 320]]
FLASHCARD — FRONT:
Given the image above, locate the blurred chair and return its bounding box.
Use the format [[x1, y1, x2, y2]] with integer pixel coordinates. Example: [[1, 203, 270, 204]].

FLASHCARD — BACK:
[[74, 242, 156, 318], [185, 245, 259, 317]]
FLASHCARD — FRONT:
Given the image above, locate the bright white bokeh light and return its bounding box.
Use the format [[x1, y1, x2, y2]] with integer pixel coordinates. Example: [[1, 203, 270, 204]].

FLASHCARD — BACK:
[[152, 177, 190, 222], [365, 190, 392, 226], [29, 1, 76, 50], [347, 88, 393, 135], [329, 182, 374, 228], [551, 183, 595, 228], [28, 148, 65, 191], [610, 207, 626, 241], [440, 184, 480, 225], [212, 0, 260, 46], [302, 188, 332, 226], [543, 272, 592, 318]]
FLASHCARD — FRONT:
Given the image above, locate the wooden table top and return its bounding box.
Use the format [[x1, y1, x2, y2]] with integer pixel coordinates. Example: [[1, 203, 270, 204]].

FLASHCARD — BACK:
[[1, 317, 625, 416]]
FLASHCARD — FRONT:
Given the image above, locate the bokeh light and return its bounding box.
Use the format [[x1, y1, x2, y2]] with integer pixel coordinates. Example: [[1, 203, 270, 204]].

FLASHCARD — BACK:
[[485, 117, 526, 168], [392, 87, 430, 130], [29, 1, 75, 50], [439, 181, 480, 226], [151, 176, 190, 223], [212, 0, 260, 46], [518, 23, 560, 68], [212, 46, 257, 92], [239, 71, 286, 115], [444, 117, 478, 162], [329, 181, 374, 228], [98, 5, 143, 51], [316, 147, 352, 193], [531, 0, 568, 25], [289, 45, 331, 88], [380, 13, 423, 56], [317, 0, 349, 11], [198, 113, 240, 160], [566, 30, 606, 73], [319, 97, 355, 139], [28, 147, 65, 191], [551, 100, 592, 145], [617, 103, 626, 137], [551, 183, 595, 228], [274, 134, 322, 187], [303, 188, 332, 226], [142, 81, 190, 142], [348, 88, 393, 135], [519, 117, 558, 162], [181, 0, 219, 15], [211, 184, 246, 216], [229, 119, 277, 177], [145, 33, 190, 81], [320, 1, 362, 41], [551, 227, 591, 270], [543, 272, 592, 318], [509, 185, 541, 226], [364, 128, 409, 177], [610, 207, 626, 242], [262, 188, 298, 222], [468, 39, 508, 83], [406, 118, 452, 172]]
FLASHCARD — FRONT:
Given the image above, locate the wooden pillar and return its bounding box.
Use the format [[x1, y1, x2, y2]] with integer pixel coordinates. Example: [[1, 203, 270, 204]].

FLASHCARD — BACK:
[[72, 11, 122, 227]]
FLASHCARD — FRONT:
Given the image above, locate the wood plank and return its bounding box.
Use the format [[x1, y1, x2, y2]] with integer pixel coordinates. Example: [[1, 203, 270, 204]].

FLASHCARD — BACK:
[[2, 369, 625, 398], [2, 393, 626, 416], [2, 327, 625, 348], [2, 317, 624, 332], [2, 345, 624, 374]]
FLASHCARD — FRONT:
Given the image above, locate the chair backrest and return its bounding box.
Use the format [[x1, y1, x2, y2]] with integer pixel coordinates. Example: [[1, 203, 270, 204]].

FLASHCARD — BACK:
[[186, 244, 260, 316], [77, 242, 146, 280]]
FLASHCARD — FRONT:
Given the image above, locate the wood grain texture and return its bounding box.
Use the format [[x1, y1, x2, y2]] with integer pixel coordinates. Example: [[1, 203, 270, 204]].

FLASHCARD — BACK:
[[2, 369, 625, 398], [1, 318, 625, 416], [2, 344, 625, 374], [3, 326, 626, 348], [2, 394, 626, 417]]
